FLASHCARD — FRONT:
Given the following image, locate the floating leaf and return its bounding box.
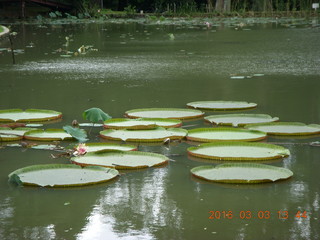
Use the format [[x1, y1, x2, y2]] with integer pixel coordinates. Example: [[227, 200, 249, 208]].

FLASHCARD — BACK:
[[84, 142, 137, 152], [0, 134, 23, 142], [187, 128, 267, 142], [100, 127, 187, 142], [25, 124, 43, 127], [63, 125, 88, 142], [186, 101, 257, 111], [103, 118, 182, 130], [8, 174, 22, 186], [72, 151, 168, 170], [30, 144, 62, 150], [245, 122, 320, 136], [78, 123, 103, 127], [24, 129, 73, 141], [187, 142, 290, 161], [8, 164, 119, 187], [125, 108, 204, 120], [191, 163, 293, 183], [0, 127, 36, 137], [230, 76, 245, 79], [204, 114, 279, 127], [0, 109, 62, 122], [82, 108, 111, 123]]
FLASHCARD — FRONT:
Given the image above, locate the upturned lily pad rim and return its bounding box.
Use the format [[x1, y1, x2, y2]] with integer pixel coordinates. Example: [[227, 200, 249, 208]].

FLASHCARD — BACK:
[[186, 101, 257, 111], [103, 118, 182, 129], [84, 142, 138, 152], [8, 164, 119, 187], [245, 122, 320, 136], [0, 134, 23, 141], [204, 114, 279, 126], [71, 150, 169, 170], [186, 127, 267, 142], [0, 127, 36, 136], [125, 108, 204, 120], [0, 109, 62, 122], [187, 141, 290, 161], [191, 163, 293, 184], [24, 129, 74, 141], [100, 127, 188, 142]]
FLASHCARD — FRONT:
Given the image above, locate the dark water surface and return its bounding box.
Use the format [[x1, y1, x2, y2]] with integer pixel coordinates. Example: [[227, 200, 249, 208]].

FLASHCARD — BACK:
[[0, 18, 319, 240]]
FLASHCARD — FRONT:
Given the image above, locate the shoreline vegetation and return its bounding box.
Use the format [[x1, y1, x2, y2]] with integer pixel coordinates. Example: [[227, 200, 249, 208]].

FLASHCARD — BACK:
[[0, 9, 319, 24], [0, 0, 319, 22]]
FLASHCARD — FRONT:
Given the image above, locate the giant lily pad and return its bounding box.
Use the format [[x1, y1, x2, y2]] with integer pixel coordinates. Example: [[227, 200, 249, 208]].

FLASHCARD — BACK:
[[103, 118, 182, 130], [191, 163, 293, 183], [125, 108, 204, 120], [72, 151, 168, 170], [0, 109, 62, 122], [8, 164, 119, 187], [0, 127, 36, 137], [245, 122, 320, 136], [0, 134, 22, 141], [85, 142, 137, 152], [187, 101, 257, 110], [24, 129, 73, 141], [100, 127, 187, 142], [187, 142, 290, 161], [204, 114, 279, 127], [187, 128, 267, 142]]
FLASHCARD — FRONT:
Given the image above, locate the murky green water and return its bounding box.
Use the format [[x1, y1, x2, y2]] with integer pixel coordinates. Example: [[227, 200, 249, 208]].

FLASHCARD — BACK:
[[0, 18, 319, 240]]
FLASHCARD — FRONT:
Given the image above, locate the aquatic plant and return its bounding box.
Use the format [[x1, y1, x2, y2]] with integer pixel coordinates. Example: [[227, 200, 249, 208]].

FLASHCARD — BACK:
[[63, 125, 88, 142], [82, 108, 111, 124], [191, 163, 293, 183], [73, 143, 88, 156], [8, 164, 119, 187]]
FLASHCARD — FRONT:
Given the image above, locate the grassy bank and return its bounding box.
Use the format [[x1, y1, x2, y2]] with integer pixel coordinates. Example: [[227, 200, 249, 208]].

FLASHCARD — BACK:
[[98, 9, 319, 19]]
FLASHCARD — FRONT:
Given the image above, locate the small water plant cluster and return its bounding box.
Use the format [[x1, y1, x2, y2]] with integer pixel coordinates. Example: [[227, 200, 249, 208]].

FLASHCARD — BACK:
[[2, 102, 319, 187]]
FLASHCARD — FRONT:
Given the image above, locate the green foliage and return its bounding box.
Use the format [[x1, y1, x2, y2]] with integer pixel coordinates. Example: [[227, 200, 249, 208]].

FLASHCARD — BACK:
[[124, 5, 137, 15], [65, 13, 78, 20], [8, 174, 22, 186], [82, 108, 112, 124], [63, 125, 88, 142], [49, 12, 57, 18]]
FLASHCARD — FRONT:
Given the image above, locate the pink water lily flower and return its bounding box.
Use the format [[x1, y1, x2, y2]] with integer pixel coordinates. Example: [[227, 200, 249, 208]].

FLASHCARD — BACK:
[[74, 143, 88, 156]]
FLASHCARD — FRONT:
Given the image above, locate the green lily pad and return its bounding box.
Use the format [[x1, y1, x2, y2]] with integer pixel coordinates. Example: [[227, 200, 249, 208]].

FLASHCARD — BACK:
[[85, 142, 137, 152], [125, 108, 204, 120], [82, 108, 111, 123], [187, 128, 267, 142], [72, 151, 168, 170], [8, 164, 119, 187], [78, 123, 104, 127], [0, 127, 36, 137], [100, 127, 187, 142], [186, 101, 257, 111], [191, 163, 293, 183], [245, 122, 320, 136], [187, 142, 290, 161], [0, 109, 62, 122], [24, 129, 73, 141], [63, 125, 88, 142], [204, 114, 279, 127], [0, 134, 23, 141], [103, 118, 182, 130]]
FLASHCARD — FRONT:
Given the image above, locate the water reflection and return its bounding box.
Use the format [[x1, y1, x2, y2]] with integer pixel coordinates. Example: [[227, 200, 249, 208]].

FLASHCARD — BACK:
[[78, 167, 182, 239]]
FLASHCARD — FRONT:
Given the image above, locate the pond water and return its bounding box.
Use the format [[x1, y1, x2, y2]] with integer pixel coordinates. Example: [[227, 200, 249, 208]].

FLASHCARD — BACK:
[[0, 18, 320, 240]]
